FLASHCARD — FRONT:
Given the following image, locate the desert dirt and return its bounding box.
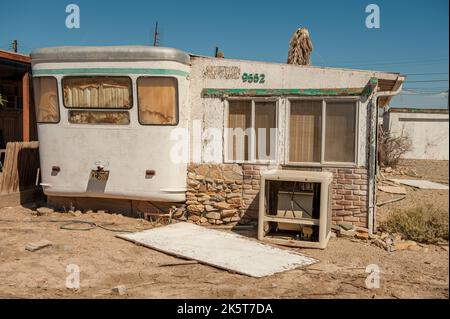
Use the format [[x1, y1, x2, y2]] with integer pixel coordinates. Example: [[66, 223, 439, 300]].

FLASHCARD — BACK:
[[0, 160, 448, 299]]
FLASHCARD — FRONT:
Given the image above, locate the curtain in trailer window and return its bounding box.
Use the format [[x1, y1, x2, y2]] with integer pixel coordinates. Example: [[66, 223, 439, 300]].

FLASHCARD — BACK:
[[227, 100, 251, 161], [33, 77, 59, 123], [324, 101, 356, 163], [138, 77, 177, 125], [255, 102, 276, 161], [289, 100, 322, 163], [63, 77, 132, 108]]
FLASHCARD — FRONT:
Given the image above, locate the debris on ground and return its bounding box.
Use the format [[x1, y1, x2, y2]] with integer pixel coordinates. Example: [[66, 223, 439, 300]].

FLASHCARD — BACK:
[[33, 207, 54, 216], [118, 222, 317, 277], [376, 196, 406, 207], [25, 239, 52, 252], [69, 210, 83, 217], [388, 179, 449, 190], [159, 260, 199, 267], [111, 285, 127, 296], [334, 224, 434, 253], [378, 185, 407, 195]]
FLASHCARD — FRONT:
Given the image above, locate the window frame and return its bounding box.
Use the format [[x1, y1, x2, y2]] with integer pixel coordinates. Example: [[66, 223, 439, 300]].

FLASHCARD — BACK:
[[224, 97, 279, 164], [136, 76, 180, 126], [61, 75, 134, 110], [286, 97, 359, 167], [33, 76, 61, 124]]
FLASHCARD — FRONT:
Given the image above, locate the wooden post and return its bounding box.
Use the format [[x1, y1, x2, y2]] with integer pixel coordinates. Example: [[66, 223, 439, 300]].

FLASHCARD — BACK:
[[22, 71, 30, 142]]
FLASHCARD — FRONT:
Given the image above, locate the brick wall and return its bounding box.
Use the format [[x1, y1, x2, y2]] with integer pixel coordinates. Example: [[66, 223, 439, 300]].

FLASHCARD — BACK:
[[240, 165, 369, 228], [181, 163, 370, 229]]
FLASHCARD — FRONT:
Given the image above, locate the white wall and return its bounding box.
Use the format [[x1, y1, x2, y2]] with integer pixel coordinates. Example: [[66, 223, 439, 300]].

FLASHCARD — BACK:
[[188, 56, 387, 167], [384, 111, 449, 160]]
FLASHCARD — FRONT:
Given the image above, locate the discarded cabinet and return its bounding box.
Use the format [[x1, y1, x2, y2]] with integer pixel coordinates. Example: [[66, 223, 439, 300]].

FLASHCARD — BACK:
[[258, 170, 332, 249]]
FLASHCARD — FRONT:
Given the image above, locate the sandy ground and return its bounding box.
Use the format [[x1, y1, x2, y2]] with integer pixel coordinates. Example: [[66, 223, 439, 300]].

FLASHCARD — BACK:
[[377, 159, 449, 222], [0, 159, 447, 299], [0, 205, 447, 299]]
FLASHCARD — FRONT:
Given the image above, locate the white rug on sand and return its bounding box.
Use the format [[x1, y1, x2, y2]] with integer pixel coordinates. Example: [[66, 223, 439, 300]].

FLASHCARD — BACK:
[[117, 222, 317, 278]]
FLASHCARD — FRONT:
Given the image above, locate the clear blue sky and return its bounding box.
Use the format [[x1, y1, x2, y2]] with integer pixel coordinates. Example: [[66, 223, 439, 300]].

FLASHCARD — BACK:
[[1, 0, 448, 108]]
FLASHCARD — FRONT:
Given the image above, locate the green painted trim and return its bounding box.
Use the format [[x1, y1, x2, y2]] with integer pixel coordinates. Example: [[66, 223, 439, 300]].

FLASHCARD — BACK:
[[32, 68, 189, 77], [202, 77, 379, 98]]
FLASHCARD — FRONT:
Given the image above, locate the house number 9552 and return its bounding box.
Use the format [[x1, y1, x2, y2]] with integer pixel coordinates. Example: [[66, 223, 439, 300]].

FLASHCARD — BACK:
[[242, 73, 265, 83]]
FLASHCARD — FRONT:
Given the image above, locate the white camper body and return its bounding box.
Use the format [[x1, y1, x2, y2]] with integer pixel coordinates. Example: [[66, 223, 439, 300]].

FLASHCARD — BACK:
[[31, 47, 190, 202]]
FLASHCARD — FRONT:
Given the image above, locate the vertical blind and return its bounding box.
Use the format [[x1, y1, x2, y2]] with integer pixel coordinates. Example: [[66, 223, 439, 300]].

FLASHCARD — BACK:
[[227, 100, 251, 161], [255, 102, 276, 160], [289, 100, 322, 163], [324, 101, 356, 162]]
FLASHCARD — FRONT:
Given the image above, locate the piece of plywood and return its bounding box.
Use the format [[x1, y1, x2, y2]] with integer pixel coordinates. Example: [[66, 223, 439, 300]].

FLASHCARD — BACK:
[[388, 179, 449, 190], [378, 185, 407, 194], [117, 222, 318, 278], [25, 239, 52, 252]]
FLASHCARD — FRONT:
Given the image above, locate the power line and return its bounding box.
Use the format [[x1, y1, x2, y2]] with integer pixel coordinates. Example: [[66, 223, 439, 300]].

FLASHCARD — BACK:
[[325, 55, 448, 65], [406, 72, 449, 76], [406, 79, 449, 83]]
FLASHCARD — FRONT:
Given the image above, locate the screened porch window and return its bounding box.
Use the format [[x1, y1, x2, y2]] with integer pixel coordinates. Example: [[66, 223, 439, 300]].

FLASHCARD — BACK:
[[288, 99, 357, 165], [33, 77, 59, 123], [62, 76, 132, 109], [225, 99, 277, 162], [289, 100, 322, 163], [324, 101, 357, 163]]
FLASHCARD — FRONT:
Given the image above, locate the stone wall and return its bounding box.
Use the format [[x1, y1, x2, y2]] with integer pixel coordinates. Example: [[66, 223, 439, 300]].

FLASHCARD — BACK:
[[181, 163, 245, 225], [179, 163, 369, 228]]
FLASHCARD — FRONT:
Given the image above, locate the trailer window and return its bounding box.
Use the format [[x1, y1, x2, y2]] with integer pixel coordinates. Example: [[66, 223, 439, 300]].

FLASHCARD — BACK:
[[33, 77, 59, 123], [68, 110, 130, 125], [137, 77, 178, 125], [62, 76, 132, 109]]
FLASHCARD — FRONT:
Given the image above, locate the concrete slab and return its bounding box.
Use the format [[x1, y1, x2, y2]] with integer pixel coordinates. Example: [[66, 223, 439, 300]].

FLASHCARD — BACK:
[[117, 222, 317, 277], [388, 179, 449, 190]]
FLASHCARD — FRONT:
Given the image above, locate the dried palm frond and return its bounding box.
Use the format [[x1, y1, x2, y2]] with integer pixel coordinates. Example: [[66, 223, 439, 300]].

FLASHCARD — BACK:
[[287, 27, 313, 65]]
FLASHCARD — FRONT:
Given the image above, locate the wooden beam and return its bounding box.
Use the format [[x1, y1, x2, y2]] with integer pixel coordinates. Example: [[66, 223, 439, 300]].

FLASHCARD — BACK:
[[0, 50, 31, 64], [22, 72, 30, 142]]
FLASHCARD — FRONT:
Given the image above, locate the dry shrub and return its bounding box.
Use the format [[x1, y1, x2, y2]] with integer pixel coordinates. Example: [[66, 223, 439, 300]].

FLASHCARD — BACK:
[[379, 127, 412, 168], [380, 205, 449, 243]]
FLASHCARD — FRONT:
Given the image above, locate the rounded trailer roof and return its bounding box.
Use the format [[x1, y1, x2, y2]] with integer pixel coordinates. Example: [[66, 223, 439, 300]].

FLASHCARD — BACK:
[[31, 46, 190, 65]]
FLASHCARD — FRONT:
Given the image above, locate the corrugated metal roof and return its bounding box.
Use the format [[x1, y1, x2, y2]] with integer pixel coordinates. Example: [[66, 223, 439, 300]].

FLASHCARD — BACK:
[[30, 46, 190, 65]]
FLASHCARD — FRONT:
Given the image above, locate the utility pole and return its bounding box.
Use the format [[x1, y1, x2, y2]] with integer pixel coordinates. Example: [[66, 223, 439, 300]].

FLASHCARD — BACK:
[[153, 21, 159, 46], [11, 39, 18, 53]]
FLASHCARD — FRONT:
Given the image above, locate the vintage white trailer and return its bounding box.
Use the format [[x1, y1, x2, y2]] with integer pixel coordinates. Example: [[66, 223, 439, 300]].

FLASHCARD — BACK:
[[31, 46, 404, 233]]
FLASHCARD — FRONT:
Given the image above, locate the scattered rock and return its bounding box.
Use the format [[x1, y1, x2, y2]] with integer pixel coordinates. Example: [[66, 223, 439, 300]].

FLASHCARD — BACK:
[[111, 285, 127, 296], [338, 229, 356, 238], [25, 239, 52, 252], [35, 207, 54, 215], [355, 230, 369, 240], [338, 223, 355, 231]]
